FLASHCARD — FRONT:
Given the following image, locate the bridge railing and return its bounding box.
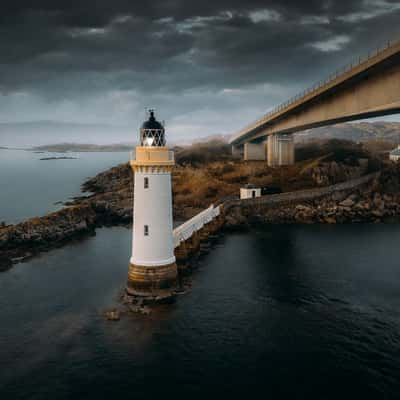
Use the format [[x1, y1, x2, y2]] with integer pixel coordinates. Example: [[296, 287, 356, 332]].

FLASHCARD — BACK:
[[173, 205, 221, 248], [232, 37, 400, 142]]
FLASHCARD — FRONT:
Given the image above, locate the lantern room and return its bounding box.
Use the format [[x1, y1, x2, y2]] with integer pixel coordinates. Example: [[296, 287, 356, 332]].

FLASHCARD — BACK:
[[140, 109, 166, 147]]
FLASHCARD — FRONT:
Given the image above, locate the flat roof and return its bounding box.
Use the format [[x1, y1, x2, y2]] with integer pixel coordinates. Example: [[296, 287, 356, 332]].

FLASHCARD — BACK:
[[241, 184, 260, 189]]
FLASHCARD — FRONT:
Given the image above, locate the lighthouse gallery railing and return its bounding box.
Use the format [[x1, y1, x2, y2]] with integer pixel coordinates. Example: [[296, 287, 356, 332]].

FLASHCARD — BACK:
[[130, 150, 174, 162]]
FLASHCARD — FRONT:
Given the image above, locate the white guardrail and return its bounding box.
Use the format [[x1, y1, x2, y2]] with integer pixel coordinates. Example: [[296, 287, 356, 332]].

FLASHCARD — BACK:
[[173, 205, 221, 248]]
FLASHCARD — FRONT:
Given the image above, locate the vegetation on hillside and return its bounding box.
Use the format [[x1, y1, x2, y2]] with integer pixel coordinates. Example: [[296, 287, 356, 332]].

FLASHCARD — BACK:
[[71, 137, 392, 222], [168, 138, 383, 216], [296, 139, 370, 162], [174, 140, 233, 166]]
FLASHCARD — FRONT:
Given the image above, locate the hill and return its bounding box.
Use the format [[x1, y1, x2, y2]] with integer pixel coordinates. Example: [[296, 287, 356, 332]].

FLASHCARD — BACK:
[[2, 119, 400, 150], [0, 121, 131, 147], [296, 122, 400, 144]]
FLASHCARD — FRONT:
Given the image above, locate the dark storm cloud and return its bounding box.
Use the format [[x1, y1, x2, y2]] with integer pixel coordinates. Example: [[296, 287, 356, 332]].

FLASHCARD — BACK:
[[0, 0, 399, 137]]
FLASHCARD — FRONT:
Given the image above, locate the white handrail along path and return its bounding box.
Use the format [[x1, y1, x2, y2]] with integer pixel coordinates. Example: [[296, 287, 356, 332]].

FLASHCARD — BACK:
[[173, 205, 221, 248]]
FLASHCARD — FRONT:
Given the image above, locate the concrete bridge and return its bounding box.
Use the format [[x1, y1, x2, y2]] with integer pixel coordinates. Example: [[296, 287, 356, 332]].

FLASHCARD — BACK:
[[230, 39, 400, 166]]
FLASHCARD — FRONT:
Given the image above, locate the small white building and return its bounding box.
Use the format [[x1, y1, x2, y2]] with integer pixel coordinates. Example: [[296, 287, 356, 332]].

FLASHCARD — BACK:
[[240, 184, 261, 200], [389, 146, 400, 162]]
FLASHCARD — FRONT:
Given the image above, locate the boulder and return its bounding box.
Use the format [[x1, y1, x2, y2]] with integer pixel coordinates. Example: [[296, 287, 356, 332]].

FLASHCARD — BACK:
[[105, 309, 121, 321], [339, 198, 355, 207]]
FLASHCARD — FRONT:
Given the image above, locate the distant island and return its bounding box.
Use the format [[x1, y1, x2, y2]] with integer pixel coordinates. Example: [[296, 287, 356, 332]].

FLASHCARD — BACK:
[[31, 143, 134, 153], [39, 156, 78, 161], [0, 120, 132, 148]]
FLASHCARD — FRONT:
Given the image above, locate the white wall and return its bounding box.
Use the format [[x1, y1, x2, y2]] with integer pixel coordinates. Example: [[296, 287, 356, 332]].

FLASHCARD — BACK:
[[131, 171, 175, 267], [240, 188, 261, 199]]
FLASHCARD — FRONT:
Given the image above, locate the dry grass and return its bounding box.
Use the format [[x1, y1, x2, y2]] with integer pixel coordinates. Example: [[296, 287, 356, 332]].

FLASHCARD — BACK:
[[172, 158, 322, 209], [173, 166, 236, 207], [168, 138, 380, 217], [296, 139, 369, 162], [362, 139, 396, 154], [174, 140, 232, 166]]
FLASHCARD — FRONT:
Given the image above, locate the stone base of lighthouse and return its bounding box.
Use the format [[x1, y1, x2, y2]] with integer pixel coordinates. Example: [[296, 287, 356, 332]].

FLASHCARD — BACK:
[[126, 262, 178, 300]]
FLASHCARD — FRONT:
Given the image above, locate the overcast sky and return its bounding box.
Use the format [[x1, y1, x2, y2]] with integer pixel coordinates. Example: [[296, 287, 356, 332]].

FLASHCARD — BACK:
[[1, 0, 400, 142]]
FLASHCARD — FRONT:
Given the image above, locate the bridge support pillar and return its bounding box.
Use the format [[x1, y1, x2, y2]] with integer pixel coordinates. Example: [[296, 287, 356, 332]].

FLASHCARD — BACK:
[[244, 141, 267, 161], [267, 134, 295, 167], [231, 144, 243, 159]]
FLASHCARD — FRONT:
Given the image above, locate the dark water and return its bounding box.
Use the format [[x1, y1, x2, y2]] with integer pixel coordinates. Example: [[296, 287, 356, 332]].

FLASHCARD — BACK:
[[0, 149, 129, 224], [1, 224, 400, 399]]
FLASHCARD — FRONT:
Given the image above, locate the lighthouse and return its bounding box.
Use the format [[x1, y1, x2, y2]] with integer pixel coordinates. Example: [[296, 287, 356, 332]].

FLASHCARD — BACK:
[[127, 110, 177, 300]]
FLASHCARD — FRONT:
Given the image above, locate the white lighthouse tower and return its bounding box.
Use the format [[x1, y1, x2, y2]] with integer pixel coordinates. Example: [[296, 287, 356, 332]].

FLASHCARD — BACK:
[[127, 110, 177, 300]]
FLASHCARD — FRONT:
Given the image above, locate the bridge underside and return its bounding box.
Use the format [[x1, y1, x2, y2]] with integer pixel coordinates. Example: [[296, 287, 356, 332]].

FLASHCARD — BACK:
[[232, 43, 400, 166]]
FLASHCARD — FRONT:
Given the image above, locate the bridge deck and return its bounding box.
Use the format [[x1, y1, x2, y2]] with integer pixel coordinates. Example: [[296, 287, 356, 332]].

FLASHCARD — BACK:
[[230, 39, 400, 146]]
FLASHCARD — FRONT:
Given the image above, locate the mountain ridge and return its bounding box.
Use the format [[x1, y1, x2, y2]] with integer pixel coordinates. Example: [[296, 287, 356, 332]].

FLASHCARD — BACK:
[[2, 120, 400, 148]]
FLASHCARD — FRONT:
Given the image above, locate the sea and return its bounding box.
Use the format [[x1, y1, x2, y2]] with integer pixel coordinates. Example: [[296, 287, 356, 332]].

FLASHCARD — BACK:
[[0, 148, 130, 224], [1, 148, 400, 399]]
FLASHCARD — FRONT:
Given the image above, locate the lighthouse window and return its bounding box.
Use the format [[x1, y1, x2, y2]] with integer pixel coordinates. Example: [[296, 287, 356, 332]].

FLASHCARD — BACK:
[[144, 225, 149, 236], [144, 177, 149, 189]]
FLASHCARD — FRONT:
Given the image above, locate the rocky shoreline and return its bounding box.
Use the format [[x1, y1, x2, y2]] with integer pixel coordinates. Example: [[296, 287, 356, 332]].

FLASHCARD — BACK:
[[1, 154, 400, 269], [226, 184, 400, 227], [0, 205, 97, 269], [225, 165, 400, 226]]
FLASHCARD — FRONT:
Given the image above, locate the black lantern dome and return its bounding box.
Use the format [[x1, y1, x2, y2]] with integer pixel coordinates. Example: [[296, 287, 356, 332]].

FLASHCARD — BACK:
[[140, 110, 165, 147]]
